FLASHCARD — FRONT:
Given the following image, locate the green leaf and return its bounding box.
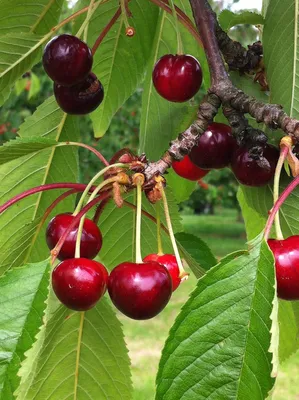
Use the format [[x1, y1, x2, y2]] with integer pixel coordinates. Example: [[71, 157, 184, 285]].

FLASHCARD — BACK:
[[263, 0, 299, 118], [0, 96, 79, 275], [156, 235, 276, 399], [18, 298, 132, 399], [0, 259, 49, 399], [28, 72, 40, 99], [219, 10, 264, 32], [175, 232, 217, 278], [74, 0, 159, 137], [0, 137, 57, 165], [166, 169, 197, 204], [0, 33, 44, 106], [98, 190, 181, 270], [0, 0, 64, 35], [278, 301, 299, 363], [139, 0, 208, 161]]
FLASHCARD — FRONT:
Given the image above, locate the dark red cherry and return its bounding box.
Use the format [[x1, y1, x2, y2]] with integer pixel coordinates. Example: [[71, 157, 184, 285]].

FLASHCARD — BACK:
[[231, 143, 279, 186], [46, 213, 102, 261], [54, 72, 104, 115], [152, 54, 202, 102], [52, 258, 108, 310], [268, 236, 299, 300], [43, 34, 93, 86], [108, 262, 172, 320], [143, 254, 181, 291], [172, 155, 209, 181], [189, 123, 235, 170]]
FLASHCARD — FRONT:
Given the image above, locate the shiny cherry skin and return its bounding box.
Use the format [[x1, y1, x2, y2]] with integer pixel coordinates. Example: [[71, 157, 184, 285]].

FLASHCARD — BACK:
[[152, 54, 202, 102], [143, 254, 181, 291], [108, 262, 172, 320], [46, 213, 102, 261], [172, 155, 209, 181], [231, 144, 279, 186], [43, 34, 93, 86], [52, 258, 108, 310], [54, 72, 104, 115], [189, 123, 235, 170], [268, 236, 299, 300]]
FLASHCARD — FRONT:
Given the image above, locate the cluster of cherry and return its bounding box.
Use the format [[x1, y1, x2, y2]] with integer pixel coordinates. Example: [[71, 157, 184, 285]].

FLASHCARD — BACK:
[[43, 34, 104, 115], [172, 122, 279, 187], [47, 213, 182, 319]]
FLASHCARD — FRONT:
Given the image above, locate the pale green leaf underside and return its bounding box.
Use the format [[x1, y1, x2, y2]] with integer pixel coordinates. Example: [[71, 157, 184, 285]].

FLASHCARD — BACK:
[[175, 232, 217, 278], [156, 235, 275, 400], [219, 10, 264, 32], [0, 260, 49, 400], [0, 137, 57, 165], [0, 96, 79, 275], [0, 0, 64, 35], [20, 298, 132, 400], [0, 33, 44, 106], [263, 0, 299, 117]]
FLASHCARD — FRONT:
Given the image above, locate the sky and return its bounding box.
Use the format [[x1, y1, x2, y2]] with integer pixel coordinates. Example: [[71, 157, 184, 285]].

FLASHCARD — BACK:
[[230, 0, 262, 10]]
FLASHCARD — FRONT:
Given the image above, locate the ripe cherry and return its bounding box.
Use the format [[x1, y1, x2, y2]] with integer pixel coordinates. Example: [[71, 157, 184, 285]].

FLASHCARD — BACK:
[[231, 143, 279, 186], [108, 262, 172, 320], [152, 54, 202, 102], [172, 155, 209, 181], [43, 34, 93, 86], [54, 72, 104, 115], [46, 213, 102, 261], [268, 237, 299, 300], [52, 258, 108, 310], [189, 123, 235, 170], [143, 254, 181, 291]]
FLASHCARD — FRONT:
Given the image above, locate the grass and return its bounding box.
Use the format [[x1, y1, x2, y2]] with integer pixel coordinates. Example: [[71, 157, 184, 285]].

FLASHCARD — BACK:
[[120, 208, 299, 399]]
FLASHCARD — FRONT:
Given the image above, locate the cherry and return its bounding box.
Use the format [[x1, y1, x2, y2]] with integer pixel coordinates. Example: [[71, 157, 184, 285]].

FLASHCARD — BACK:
[[143, 254, 181, 291], [231, 143, 279, 186], [172, 155, 209, 181], [152, 54, 202, 102], [268, 237, 299, 300], [108, 262, 172, 320], [46, 213, 102, 261], [189, 123, 235, 170], [43, 34, 93, 86], [52, 258, 108, 310], [54, 72, 104, 115]]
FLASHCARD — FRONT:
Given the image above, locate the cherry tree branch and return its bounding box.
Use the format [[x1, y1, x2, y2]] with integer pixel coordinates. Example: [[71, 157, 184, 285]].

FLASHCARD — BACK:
[[143, 0, 299, 180]]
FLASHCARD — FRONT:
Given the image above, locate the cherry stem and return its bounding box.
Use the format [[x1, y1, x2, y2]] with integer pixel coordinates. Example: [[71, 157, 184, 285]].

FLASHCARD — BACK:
[[91, 7, 122, 55], [51, 191, 110, 265], [58, 142, 109, 166], [135, 183, 143, 264], [73, 163, 127, 216], [273, 145, 288, 240], [156, 203, 164, 255], [264, 175, 299, 241], [123, 200, 169, 234], [160, 186, 187, 278], [40, 188, 79, 228], [74, 177, 118, 257], [93, 196, 111, 224], [168, 0, 183, 54], [120, 0, 132, 29], [147, 0, 202, 47], [76, 0, 98, 39], [0, 183, 95, 215]]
